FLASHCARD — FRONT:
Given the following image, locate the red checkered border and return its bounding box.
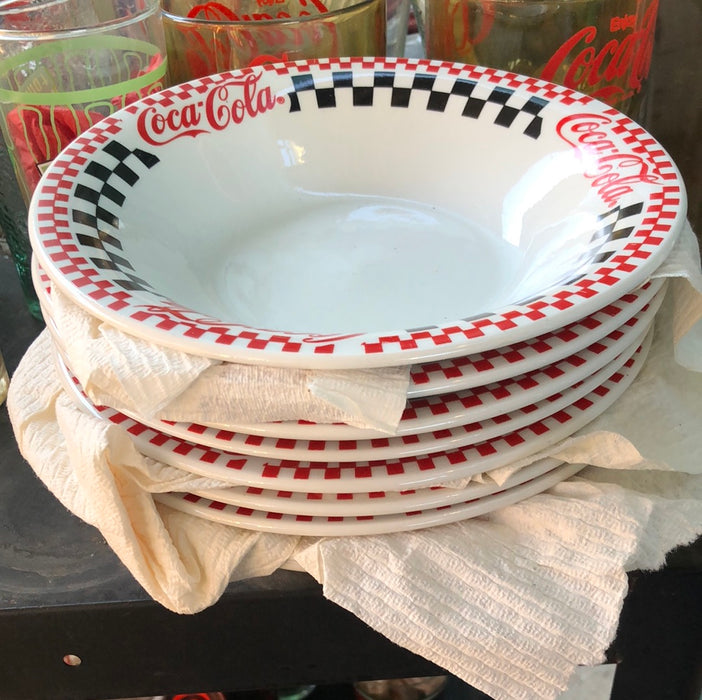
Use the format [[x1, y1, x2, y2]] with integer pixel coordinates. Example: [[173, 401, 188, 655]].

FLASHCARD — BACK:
[[31, 58, 684, 365], [91, 331, 650, 492]]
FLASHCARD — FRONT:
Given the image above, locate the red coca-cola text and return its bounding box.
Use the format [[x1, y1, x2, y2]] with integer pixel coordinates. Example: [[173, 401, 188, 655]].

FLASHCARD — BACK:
[[541, 0, 658, 106], [610, 13, 637, 32], [301, 333, 362, 343], [136, 303, 224, 327], [448, 1, 494, 53], [557, 113, 661, 206], [136, 73, 282, 146]]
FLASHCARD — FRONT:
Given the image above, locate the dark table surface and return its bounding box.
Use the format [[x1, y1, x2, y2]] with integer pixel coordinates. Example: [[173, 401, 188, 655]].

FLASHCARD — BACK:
[[0, 1, 700, 699]]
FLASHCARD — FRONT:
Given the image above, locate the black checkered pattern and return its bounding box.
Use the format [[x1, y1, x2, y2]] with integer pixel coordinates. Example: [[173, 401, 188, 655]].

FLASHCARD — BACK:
[[590, 202, 646, 257], [288, 70, 548, 139], [513, 201, 647, 306], [70, 140, 160, 293], [557, 200, 647, 281]]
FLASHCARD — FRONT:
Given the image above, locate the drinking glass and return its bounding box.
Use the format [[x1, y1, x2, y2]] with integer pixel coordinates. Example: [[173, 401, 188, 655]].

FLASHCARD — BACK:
[[422, 0, 659, 123], [0, 0, 168, 319], [161, 0, 386, 85], [386, 0, 411, 56]]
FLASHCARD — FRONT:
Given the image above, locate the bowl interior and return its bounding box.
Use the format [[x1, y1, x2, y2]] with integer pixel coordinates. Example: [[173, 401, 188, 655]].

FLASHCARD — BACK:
[[76, 70, 612, 334]]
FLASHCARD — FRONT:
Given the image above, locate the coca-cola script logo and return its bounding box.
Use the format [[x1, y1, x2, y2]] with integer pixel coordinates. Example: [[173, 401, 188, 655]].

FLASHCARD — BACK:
[[192, 0, 330, 21], [557, 113, 661, 207], [136, 73, 285, 146], [301, 332, 362, 344], [135, 303, 233, 327], [134, 302, 362, 342], [541, 0, 658, 106]]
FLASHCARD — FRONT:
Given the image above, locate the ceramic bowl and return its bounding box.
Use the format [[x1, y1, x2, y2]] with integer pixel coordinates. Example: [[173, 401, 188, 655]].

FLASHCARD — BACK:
[[28, 58, 686, 368]]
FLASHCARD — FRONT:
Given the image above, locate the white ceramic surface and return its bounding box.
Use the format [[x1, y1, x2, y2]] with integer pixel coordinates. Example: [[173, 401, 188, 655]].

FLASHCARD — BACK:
[[29, 58, 685, 368], [55, 321, 650, 461], [155, 462, 585, 536], [52, 329, 652, 493]]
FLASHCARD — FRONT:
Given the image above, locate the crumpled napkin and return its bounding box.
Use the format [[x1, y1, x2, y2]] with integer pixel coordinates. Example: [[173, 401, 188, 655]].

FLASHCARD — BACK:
[[293, 466, 702, 700], [45, 281, 410, 434], [9, 222, 702, 700]]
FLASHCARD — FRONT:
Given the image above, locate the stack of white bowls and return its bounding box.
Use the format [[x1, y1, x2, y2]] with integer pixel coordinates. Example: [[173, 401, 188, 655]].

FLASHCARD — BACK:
[[28, 58, 687, 536]]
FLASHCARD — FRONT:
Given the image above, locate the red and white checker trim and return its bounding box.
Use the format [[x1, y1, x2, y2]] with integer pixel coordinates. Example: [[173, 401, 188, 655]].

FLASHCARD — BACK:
[[188, 455, 566, 518], [59, 330, 652, 494], [153, 462, 586, 536], [30, 58, 685, 368], [56, 321, 648, 461]]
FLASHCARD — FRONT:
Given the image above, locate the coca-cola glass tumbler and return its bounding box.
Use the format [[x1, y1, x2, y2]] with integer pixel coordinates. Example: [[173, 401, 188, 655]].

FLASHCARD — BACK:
[[422, 0, 659, 123], [387, 0, 412, 55], [161, 0, 386, 85], [0, 0, 167, 319]]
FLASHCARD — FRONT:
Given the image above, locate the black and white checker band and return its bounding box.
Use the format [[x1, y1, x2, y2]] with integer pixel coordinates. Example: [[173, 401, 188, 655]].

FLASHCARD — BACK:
[[288, 69, 548, 139], [70, 140, 160, 293]]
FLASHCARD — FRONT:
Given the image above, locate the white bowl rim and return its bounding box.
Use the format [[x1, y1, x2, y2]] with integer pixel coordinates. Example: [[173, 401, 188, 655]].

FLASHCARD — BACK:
[[28, 57, 687, 368]]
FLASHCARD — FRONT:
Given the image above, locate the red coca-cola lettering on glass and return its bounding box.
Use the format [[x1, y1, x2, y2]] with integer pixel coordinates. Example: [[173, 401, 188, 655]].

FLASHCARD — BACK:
[[170, 0, 334, 80], [189, 0, 329, 21], [541, 0, 658, 107], [557, 113, 662, 206], [448, 0, 494, 53], [136, 72, 284, 146]]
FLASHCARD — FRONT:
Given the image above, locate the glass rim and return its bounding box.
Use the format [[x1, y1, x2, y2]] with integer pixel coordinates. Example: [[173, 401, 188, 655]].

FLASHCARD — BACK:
[[0, 0, 160, 41], [161, 0, 381, 27], [0, 34, 166, 103]]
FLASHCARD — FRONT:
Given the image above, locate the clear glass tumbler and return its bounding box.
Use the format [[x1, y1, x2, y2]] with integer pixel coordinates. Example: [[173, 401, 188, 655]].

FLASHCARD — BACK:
[[161, 0, 386, 84], [0, 0, 168, 319], [422, 0, 659, 123]]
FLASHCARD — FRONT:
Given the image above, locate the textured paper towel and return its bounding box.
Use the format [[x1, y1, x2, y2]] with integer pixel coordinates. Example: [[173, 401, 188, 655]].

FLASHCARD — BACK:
[[292, 469, 702, 700], [8, 223, 702, 700], [45, 282, 410, 434], [9, 337, 300, 611]]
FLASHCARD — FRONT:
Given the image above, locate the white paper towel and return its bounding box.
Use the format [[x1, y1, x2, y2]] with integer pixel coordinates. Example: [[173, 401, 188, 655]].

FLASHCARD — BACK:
[[45, 281, 410, 434], [8, 223, 702, 700]]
